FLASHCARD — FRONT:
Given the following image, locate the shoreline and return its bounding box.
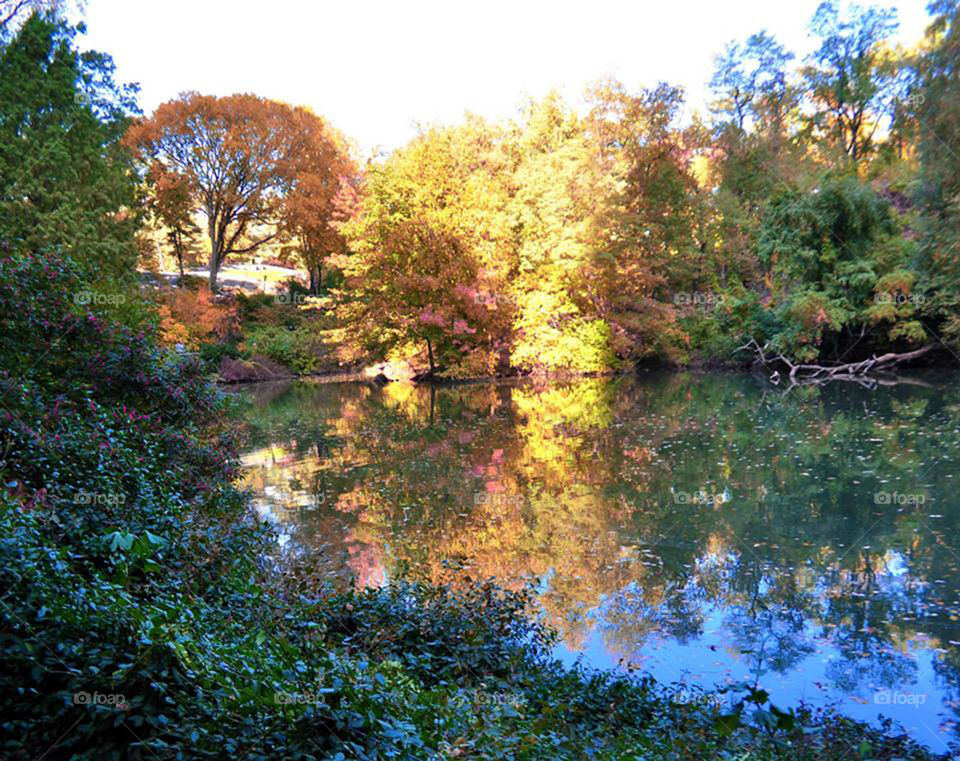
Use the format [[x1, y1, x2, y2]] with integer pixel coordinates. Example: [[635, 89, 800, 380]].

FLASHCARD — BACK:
[[217, 360, 959, 388]]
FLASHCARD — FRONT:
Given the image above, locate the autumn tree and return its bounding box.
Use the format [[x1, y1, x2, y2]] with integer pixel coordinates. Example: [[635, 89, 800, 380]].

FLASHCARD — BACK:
[[279, 110, 357, 294], [709, 31, 795, 133], [146, 165, 200, 281], [505, 94, 619, 372], [341, 214, 489, 376], [587, 80, 703, 359], [338, 118, 515, 377], [707, 32, 810, 292], [127, 93, 316, 292]]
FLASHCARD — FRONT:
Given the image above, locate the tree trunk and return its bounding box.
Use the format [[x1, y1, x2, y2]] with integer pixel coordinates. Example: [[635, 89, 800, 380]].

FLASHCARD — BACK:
[[426, 337, 435, 374], [208, 250, 221, 293], [174, 230, 185, 283], [737, 338, 937, 384], [207, 214, 222, 293]]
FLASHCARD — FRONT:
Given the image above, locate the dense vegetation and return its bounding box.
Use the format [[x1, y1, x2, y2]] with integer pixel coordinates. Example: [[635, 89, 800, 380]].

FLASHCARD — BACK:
[[0, 1, 957, 758], [126, 1, 960, 379]]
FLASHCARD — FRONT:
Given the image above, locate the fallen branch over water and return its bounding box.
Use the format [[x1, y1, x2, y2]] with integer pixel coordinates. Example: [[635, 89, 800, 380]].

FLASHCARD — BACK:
[[736, 339, 937, 384]]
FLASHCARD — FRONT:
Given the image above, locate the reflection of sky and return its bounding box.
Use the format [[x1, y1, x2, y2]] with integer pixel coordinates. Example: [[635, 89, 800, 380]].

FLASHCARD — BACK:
[[237, 375, 960, 754], [252, 496, 291, 549], [551, 576, 955, 753]]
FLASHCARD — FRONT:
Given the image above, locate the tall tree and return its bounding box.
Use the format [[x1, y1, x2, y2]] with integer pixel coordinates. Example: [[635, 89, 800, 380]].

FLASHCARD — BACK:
[[803, 1, 899, 163], [146, 165, 200, 281], [279, 110, 356, 294], [709, 31, 795, 132], [913, 0, 960, 347], [0, 12, 140, 281], [337, 118, 515, 376], [127, 93, 312, 292], [0, 0, 71, 38], [506, 94, 618, 372]]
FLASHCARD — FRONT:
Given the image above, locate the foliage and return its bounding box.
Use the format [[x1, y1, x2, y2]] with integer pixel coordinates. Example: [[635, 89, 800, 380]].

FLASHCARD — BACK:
[[278, 111, 358, 295], [144, 165, 202, 279], [153, 285, 239, 349], [126, 94, 352, 293], [240, 323, 333, 375], [754, 176, 919, 361], [0, 13, 140, 284], [802, 1, 899, 163], [337, 121, 514, 375], [913, 0, 960, 349]]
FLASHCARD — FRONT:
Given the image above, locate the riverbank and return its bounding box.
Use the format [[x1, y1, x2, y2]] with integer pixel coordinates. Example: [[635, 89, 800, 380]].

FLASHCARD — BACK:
[[146, 280, 957, 388], [1, 251, 951, 759]]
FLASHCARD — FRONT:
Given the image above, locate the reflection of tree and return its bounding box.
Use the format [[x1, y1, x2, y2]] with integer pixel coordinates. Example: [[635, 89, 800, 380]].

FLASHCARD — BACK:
[[237, 371, 960, 720], [807, 551, 935, 697], [720, 572, 817, 677]]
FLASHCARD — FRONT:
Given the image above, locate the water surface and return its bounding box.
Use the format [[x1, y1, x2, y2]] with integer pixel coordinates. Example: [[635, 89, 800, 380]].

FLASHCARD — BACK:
[[238, 371, 960, 752]]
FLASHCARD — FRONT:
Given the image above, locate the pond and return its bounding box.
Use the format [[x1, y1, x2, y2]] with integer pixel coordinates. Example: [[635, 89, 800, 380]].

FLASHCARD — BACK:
[[237, 371, 960, 751]]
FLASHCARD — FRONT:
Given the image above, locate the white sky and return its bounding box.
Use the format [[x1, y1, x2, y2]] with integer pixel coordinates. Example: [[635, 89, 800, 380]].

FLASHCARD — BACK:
[[78, 0, 932, 157]]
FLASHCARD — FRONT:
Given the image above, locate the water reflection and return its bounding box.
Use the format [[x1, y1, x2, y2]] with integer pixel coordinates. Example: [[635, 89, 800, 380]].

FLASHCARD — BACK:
[[238, 371, 960, 751]]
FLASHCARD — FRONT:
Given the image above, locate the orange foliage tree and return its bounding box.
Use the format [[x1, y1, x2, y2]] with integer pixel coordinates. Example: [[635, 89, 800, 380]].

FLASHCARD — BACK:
[[126, 93, 352, 292], [279, 110, 358, 294]]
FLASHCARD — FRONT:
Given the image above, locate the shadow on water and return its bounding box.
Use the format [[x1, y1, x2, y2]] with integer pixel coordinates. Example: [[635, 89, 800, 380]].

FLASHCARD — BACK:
[[237, 369, 960, 751]]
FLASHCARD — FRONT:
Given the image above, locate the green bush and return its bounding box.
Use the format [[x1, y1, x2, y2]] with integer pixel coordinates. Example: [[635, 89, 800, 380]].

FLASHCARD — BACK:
[[242, 323, 331, 374], [196, 339, 245, 369]]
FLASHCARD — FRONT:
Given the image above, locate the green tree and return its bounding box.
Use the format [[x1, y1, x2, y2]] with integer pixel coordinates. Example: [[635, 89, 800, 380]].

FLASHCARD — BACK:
[[145, 165, 201, 281], [756, 177, 922, 360], [0, 12, 140, 282], [913, 0, 960, 349]]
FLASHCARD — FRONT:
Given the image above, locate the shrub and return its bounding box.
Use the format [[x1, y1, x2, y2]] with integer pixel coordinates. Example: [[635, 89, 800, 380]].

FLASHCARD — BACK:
[[154, 286, 239, 348], [241, 323, 332, 374]]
